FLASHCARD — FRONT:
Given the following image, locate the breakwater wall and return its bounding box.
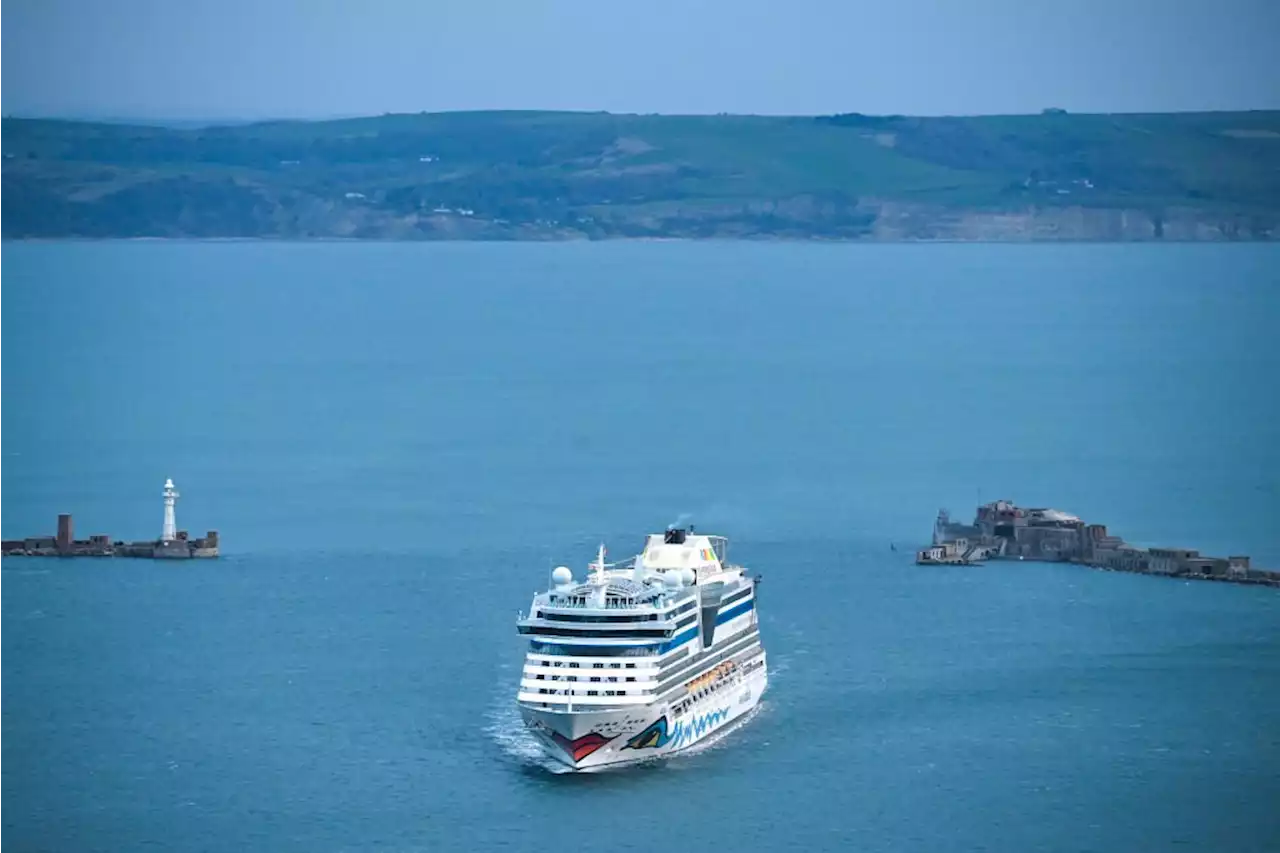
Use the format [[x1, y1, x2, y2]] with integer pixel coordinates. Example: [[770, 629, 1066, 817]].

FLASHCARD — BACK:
[[2, 512, 219, 559], [3, 480, 220, 561]]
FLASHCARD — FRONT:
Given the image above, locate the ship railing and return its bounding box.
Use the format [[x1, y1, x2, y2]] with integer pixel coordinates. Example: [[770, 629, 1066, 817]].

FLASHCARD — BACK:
[[544, 595, 664, 610]]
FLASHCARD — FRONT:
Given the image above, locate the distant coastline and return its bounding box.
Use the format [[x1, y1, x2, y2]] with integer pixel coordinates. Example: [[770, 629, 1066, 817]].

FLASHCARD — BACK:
[[6, 232, 1277, 244], [4, 109, 1277, 241]]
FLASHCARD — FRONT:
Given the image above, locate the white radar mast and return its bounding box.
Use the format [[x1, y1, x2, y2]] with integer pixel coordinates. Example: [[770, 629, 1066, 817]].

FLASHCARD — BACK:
[[592, 543, 607, 583]]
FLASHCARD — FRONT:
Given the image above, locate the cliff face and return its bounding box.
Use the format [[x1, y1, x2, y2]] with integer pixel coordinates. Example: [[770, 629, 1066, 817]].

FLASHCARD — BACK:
[[4, 110, 1278, 240]]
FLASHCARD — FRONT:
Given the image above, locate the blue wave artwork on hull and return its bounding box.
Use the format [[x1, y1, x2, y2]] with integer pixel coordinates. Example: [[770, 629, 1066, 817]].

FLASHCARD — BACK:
[[623, 708, 731, 751]]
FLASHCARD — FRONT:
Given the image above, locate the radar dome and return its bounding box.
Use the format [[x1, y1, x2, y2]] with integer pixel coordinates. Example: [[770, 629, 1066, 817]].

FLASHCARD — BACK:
[[663, 571, 682, 590], [551, 566, 573, 586], [681, 568, 696, 586]]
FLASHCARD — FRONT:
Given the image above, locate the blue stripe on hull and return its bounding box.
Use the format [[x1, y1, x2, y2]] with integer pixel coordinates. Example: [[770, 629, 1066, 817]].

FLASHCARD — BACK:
[[659, 626, 699, 653], [715, 599, 754, 624]]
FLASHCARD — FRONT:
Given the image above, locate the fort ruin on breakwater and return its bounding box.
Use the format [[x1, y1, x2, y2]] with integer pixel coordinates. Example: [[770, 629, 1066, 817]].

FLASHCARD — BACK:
[[919, 499, 1278, 587], [2, 478, 219, 560]]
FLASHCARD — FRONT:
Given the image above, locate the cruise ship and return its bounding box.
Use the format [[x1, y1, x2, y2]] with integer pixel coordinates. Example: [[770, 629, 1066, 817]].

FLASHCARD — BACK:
[[515, 526, 768, 770]]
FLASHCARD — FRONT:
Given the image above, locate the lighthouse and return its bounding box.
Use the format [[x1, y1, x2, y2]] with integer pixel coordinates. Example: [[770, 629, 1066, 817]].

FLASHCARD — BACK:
[[162, 478, 180, 543]]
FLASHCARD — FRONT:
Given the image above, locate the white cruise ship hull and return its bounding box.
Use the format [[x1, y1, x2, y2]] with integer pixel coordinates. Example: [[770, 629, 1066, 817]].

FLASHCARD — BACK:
[[521, 658, 767, 771], [515, 528, 768, 771]]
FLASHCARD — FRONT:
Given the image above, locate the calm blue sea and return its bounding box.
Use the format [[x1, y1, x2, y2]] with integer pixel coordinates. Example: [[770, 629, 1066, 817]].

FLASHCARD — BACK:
[[3, 241, 1279, 853]]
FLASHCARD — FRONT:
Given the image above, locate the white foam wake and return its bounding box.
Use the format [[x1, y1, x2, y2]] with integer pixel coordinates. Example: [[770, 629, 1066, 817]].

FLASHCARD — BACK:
[[483, 691, 573, 774]]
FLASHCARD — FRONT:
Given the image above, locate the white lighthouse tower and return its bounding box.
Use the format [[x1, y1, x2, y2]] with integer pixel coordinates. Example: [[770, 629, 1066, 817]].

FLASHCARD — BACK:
[[162, 478, 180, 543]]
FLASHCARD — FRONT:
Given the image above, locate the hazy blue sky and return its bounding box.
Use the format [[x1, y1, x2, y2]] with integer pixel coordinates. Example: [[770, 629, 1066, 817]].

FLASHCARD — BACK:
[[4, 0, 1279, 119]]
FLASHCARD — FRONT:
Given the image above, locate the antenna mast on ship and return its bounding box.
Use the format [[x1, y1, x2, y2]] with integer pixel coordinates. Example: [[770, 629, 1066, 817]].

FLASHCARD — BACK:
[[592, 543, 607, 582]]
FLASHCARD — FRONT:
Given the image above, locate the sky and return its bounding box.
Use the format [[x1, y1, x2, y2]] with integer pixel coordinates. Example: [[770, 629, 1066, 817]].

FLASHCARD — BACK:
[[3, 0, 1279, 120]]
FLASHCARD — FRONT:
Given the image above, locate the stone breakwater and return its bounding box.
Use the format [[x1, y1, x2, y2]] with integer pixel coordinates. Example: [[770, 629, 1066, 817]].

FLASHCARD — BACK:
[[3, 512, 218, 560]]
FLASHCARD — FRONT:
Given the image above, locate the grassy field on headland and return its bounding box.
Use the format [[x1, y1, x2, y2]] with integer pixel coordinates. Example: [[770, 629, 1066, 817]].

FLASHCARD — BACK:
[[3, 109, 1278, 240]]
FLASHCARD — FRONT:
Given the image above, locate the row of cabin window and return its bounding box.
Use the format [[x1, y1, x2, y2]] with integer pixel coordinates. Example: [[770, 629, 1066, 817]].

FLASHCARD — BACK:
[[528, 642, 657, 656], [535, 612, 662, 623], [538, 660, 640, 669], [534, 674, 638, 683]]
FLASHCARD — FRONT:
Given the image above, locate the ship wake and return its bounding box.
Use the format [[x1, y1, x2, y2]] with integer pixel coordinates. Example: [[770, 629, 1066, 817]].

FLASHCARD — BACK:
[[483, 697, 575, 774]]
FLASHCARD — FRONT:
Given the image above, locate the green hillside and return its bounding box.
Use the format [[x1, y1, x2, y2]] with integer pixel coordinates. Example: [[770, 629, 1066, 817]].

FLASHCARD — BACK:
[[4, 109, 1278, 239]]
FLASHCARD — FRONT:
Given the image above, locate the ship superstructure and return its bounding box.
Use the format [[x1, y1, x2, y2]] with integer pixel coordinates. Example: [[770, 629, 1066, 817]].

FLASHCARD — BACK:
[[515, 526, 767, 770]]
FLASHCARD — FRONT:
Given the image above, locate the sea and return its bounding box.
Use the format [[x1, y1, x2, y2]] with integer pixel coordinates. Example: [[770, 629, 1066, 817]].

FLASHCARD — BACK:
[[3, 241, 1278, 853]]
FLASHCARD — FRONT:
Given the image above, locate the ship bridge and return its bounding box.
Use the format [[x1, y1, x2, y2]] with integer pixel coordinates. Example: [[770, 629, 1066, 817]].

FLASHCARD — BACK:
[[639, 528, 729, 578]]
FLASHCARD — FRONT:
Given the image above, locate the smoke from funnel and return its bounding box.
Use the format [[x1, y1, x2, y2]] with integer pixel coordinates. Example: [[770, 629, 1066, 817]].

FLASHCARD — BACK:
[[668, 512, 693, 530]]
